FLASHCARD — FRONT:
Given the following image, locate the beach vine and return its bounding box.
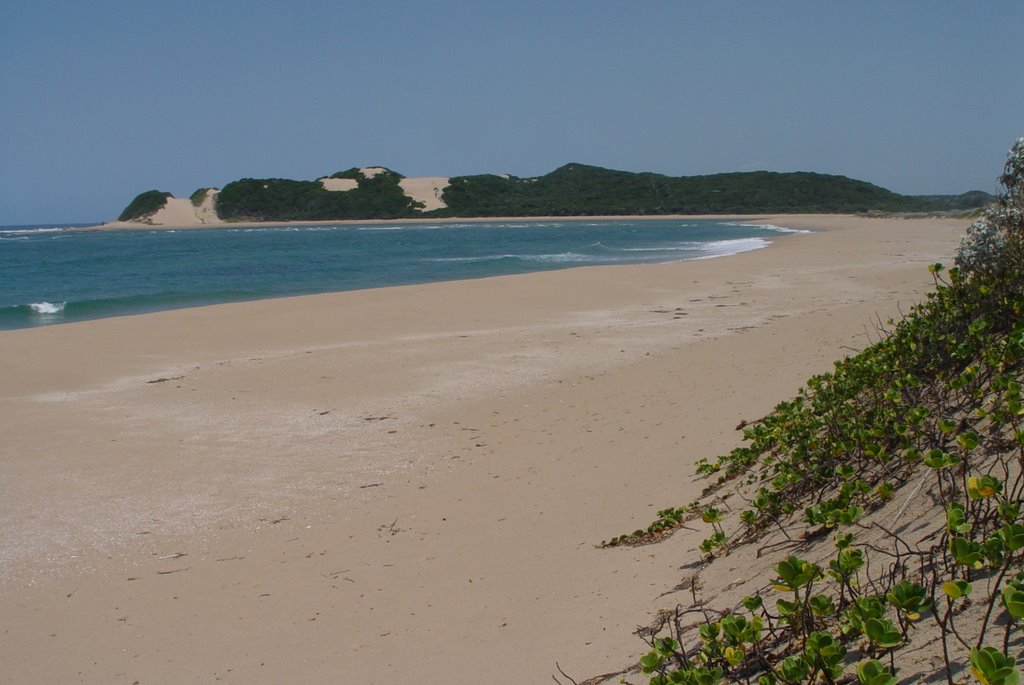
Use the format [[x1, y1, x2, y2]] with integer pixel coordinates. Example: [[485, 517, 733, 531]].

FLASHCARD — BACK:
[[592, 139, 1024, 685]]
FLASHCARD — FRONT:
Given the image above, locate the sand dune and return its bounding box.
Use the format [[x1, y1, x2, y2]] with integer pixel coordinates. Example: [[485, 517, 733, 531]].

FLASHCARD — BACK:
[[399, 176, 449, 211], [319, 177, 359, 192]]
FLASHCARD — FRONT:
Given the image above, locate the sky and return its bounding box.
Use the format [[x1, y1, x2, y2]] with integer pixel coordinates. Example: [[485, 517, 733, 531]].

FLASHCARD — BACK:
[[1, 1, 1022, 224]]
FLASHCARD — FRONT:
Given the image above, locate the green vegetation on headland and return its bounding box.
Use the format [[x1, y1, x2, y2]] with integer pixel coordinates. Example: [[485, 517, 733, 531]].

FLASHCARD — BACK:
[[116, 164, 990, 223], [189, 188, 213, 206], [215, 167, 419, 222], [439, 164, 990, 217], [588, 141, 1024, 685], [117, 189, 173, 221]]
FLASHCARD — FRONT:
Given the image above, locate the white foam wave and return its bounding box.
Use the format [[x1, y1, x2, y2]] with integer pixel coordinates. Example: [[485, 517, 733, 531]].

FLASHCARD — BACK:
[[430, 254, 521, 263], [695, 238, 770, 259], [491, 222, 564, 229], [723, 222, 811, 234], [355, 225, 433, 232], [611, 243, 703, 253], [357, 222, 569, 231], [522, 252, 623, 264], [431, 252, 623, 265], [0, 227, 74, 236], [29, 301, 66, 315]]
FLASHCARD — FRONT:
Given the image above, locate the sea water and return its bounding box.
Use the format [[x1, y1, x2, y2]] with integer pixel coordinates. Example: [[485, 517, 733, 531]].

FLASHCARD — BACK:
[[0, 219, 805, 329]]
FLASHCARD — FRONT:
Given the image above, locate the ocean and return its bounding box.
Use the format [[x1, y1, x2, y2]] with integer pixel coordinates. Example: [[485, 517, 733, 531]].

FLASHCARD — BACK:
[[0, 219, 805, 330]]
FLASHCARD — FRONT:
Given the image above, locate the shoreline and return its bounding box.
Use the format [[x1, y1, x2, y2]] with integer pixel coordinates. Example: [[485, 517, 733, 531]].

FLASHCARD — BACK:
[[0, 214, 969, 682], [96, 212, 785, 231], [5, 215, 804, 332]]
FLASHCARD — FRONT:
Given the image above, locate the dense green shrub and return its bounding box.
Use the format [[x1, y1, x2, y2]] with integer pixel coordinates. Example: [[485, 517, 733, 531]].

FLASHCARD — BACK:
[[189, 188, 212, 206], [215, 168, 419, 221], [439, 164, 989, 217], [118, 189, 172, 221]]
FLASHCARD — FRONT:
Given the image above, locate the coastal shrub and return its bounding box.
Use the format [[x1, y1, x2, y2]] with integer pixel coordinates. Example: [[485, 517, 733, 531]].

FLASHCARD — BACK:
[[329, 166, 405, 181], [189, 188, 211, 206], [117, 189, 172, 221], [956, 138, 1024, 277], [215, 170, 420, 222], [330, 167, 364, 181], [596, 139, 1024, 685]]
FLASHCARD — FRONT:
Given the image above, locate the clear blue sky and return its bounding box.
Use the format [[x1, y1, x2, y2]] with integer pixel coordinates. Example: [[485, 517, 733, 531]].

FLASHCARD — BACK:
[[2, 1, 1022, 224]]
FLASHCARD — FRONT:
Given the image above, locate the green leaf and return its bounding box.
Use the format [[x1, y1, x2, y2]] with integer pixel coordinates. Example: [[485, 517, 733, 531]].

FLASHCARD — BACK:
[[773, 556, 820, 591], [951, 536, 985, 569], [864, 618, 901, 648], [970, 646, 1020, 685], [640, 652, 663, 673], [857, 659, 898, 685], [886, 581, 931, 618], [943, 579, 973, 600], [810, 594, 836, 617], [947, 503, 973, 534], [1002, 585, 1024, 621], [999, 524, 1024, 553], [958, 431, 981, 451], [969, 474, 1002, 499], [780, 655, 809, 682]]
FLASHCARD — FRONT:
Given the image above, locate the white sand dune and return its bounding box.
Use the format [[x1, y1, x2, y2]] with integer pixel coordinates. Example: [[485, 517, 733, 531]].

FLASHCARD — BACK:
[[104, 190, 224, 228], [192, 188, 220, 224], [399, 176, 449, 211], [320, 171, 451, 212], [319, 177, 358, 192]]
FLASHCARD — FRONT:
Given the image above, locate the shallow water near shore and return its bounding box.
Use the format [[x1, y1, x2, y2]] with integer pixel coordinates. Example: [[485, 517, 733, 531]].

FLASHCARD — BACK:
[[0, 218, 801, 329]]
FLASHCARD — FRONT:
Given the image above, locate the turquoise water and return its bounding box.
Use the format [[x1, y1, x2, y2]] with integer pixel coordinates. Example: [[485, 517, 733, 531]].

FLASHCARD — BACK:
[[0, 219, 804, 329]]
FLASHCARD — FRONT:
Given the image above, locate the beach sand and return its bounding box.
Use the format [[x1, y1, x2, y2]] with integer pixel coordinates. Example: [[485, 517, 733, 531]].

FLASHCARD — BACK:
[[0, 215, 968, 683]]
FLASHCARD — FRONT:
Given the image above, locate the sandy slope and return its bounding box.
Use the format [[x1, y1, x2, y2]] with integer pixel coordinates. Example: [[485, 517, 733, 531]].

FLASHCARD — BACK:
[[319, 177, 359, 192], [104, 190, 224, 229], [398, 176, 450, 211], [0, 215, 967, 683]]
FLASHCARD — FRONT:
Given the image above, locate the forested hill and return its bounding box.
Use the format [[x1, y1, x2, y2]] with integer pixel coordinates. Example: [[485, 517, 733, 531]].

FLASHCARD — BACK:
[[439, 164, 989, 216], [118, 163, 991, 223]]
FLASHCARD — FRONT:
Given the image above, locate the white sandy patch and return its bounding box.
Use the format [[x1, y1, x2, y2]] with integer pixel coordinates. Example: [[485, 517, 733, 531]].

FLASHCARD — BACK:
[[194, 189, 220, 223], [399, 176, 450, 211], [141, 196, 225, 227], [359, 166, 387, 178], [319, 177, 359, 192]]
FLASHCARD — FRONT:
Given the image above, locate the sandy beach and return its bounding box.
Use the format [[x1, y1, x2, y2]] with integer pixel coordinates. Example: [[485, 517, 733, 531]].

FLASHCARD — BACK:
[[0, 214, 968, 683]]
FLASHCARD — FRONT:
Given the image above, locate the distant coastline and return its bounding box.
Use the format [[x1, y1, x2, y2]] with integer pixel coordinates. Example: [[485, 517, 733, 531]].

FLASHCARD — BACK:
[[109, 163, 991, 228]]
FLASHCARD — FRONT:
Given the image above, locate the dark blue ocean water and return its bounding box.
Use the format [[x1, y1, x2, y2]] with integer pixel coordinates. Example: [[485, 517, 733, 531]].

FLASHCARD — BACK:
[[0, 219, 804, 329]]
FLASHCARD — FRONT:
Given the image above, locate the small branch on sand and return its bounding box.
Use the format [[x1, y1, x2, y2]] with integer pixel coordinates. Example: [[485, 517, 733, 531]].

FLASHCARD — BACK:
[[553, 662, 580, 685]]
